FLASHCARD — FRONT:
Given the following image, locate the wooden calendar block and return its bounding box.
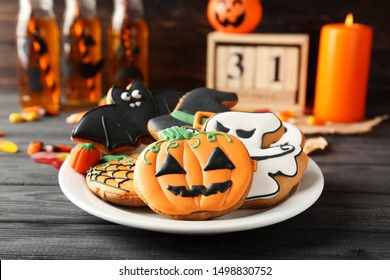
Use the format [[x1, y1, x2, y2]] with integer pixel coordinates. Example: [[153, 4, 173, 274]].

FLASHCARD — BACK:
[[226, 46, 244, 90], [215, 46, 228, 89], [207, 32, 309, 112], [242, 47, 256, 89]]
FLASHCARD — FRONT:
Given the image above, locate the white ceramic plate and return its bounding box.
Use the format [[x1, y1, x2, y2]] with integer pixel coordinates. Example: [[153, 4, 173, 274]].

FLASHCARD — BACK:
[[58, 158, 323, 234]]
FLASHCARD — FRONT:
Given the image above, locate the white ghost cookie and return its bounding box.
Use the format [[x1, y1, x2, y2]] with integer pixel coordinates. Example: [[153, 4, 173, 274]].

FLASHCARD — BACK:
[[204, 111, 308, 208]]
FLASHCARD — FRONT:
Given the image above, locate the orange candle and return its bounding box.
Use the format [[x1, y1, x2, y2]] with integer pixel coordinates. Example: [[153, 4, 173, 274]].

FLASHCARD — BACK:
[[314, 13, 373, 122]]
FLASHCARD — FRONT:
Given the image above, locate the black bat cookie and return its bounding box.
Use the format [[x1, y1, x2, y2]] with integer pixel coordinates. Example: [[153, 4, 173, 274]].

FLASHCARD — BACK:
[[71, 80, 185, 154]]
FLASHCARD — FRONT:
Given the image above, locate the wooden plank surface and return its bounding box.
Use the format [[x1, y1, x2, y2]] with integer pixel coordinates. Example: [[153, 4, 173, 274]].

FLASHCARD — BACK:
[[0, 92, 389, 259]]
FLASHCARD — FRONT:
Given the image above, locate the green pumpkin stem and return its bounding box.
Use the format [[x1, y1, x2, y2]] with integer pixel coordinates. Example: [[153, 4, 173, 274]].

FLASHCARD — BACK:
[[158, 126, 194, 140], [80, 143, 97, 150]]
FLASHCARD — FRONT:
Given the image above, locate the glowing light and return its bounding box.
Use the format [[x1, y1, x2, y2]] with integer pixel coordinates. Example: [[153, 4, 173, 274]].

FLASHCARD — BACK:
[[345, 13, 354, 26]]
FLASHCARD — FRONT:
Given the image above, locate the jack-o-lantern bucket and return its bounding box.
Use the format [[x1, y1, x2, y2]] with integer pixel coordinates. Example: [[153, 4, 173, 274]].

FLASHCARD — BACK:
[[134, 127, 254, 220], [207, 0, 263, 33]]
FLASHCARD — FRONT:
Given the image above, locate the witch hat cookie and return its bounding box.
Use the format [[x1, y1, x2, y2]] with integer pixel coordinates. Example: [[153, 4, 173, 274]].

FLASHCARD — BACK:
[[71, 80, 185, 154], [147, 87, 238, 140]]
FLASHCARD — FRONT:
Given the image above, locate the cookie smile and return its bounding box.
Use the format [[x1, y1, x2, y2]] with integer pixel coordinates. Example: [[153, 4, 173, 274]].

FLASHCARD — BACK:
[[167, 180, 232, 197], [215, 12, 245, 27]]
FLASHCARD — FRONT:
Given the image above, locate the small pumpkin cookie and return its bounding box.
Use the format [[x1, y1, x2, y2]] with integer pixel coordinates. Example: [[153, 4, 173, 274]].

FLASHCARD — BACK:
[[134, 127, 254, 220], [69, 143, 101, 174], [86, 154, 145, 207]]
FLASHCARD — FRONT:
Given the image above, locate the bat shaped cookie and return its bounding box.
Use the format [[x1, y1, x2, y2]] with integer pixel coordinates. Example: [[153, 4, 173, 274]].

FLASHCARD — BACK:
[[71, 80, 185, 154]]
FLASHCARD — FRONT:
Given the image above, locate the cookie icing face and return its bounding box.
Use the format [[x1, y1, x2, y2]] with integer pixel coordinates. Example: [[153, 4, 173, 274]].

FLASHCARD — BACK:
[[109, 81, 157, 120], [204, 111, 283, 149], [204, 112, 304, 200], [134, 127, 253, 220]]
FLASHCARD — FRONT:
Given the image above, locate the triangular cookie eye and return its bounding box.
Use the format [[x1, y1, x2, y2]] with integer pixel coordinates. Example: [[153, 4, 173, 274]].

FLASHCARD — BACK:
[[155, 153, 187, 177], [204, 147, 236, 171]]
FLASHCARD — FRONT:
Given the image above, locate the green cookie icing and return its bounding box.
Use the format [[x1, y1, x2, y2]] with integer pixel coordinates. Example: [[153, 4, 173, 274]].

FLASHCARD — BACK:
[[143, 127, 233, 165]]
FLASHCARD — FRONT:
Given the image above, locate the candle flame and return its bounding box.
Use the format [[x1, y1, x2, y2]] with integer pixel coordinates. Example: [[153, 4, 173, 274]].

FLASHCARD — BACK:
[[345, 13, 354, 26]]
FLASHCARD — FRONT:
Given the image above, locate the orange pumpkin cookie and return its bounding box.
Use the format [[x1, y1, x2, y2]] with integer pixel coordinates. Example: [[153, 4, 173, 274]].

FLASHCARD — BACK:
[[86, 154, 145, 207], [134, 127, 254, 220], [69, 143, 101, 174]]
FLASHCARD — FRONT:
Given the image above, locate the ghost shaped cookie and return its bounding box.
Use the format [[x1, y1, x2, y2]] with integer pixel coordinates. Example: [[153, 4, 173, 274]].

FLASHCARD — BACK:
[[204, 111, 308, 208]]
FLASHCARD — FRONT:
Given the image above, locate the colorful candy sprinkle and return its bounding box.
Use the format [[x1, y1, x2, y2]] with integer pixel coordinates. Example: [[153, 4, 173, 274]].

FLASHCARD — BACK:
[[307, 115, 326, 126], [66, 111, 86, 124], [9, 111, 40, 123], [27, 141, 72, 156], [30, 151, 70, 165], [277, 110, 296, 122], [0, 139, 18, 153], [21, 106, 46, 116]]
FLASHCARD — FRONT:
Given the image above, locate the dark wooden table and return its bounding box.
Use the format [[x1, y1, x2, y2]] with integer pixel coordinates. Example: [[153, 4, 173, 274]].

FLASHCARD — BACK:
[[0, 92, 389, 260]]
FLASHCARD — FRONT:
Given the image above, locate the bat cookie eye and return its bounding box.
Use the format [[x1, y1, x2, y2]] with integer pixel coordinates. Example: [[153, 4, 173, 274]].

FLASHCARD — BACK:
[[131, 90, 142, 99], [121, 91, 131, 101]]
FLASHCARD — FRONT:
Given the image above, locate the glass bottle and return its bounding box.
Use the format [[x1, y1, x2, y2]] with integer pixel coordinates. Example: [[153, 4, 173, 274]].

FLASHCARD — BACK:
[[16, 0, 61, 113], [62, 0, 103, 106], [108, 0, 149, 88]]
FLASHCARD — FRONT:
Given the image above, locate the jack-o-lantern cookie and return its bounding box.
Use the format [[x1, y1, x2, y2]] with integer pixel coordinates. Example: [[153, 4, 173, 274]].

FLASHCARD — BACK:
[[86, 154, 145, 207], [134, 127, 254, 220], [204, 112, 308, 208]]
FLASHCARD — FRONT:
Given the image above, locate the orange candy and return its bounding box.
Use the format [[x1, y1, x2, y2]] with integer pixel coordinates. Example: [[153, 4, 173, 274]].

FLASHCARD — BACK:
[[307, 115, 326, 126], [277, 110, 296, 122]]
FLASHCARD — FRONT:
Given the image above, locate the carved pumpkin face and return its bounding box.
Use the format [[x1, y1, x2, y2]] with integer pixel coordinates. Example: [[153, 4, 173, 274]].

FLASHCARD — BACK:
[[134, 127, 253, 220], [207, 0, 262, 33]]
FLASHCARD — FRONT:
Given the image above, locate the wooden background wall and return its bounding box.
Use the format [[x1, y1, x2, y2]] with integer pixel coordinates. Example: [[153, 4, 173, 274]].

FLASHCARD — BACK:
[[0, 0, 389, 109]]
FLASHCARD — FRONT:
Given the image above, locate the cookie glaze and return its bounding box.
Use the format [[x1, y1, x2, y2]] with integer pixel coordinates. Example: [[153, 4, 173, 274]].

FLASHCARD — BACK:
[[147, 87, 238, 138], [134, 127, 253, 220], [71, 81, 185, 153], [204, 112, 306, 201], [87, 155, 137, 193], [205, 111, 283, 149], [86, 154, 146, 207]]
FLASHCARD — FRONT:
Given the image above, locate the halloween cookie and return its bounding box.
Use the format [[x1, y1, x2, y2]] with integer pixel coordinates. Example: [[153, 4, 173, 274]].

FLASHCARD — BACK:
[[69, 143, 101, 174], [204, 111, 308, 208], [86, 154, 145, 207], [147, 87, 238, 140], [134, 127, 254, 220], [71, 80, 185, 154]]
